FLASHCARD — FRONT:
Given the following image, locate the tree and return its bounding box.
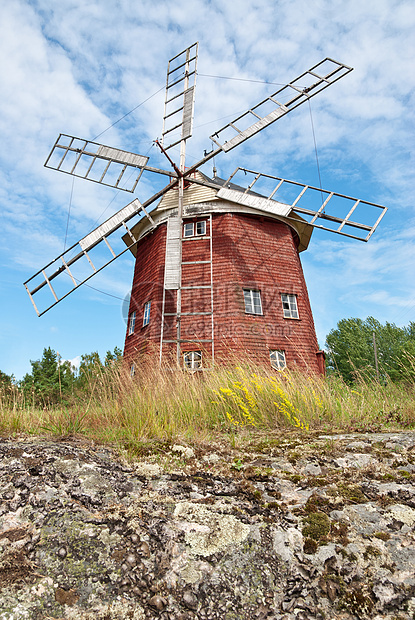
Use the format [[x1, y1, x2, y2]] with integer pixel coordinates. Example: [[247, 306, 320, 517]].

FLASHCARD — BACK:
[[326, 317, 415, 383], [0, 370, 14, 403], [77, 347, 123, 389], [395, 336, 415, 383], [21, 347, 76, 405], [104, 346, 123, 367], [0, 370, 13, 389], [77, 351, 102, 389]]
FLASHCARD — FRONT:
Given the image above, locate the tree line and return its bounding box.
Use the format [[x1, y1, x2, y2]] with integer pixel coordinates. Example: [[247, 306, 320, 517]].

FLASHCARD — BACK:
[[0, 346, 122, 406], [1, 317, 414, 404], [326, 317, 415, 384]]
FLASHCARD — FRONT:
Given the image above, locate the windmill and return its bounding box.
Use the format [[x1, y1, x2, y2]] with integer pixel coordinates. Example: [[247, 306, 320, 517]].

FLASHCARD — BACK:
[[24, 43, 387, 374]]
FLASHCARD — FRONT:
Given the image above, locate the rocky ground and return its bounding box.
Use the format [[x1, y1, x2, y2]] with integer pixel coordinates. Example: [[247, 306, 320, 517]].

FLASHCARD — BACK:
[[0, 431, 415, 620]]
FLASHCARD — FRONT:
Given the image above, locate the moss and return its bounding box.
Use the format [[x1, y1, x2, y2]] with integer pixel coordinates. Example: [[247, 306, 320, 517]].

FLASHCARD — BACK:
[[303, 537, 318, 554], [330, 521, 349, 546], [336, 483, 367, 504], [381, 473, 396, 481], [398, 470, 412, 479], [302, 512, 331, 541], [363, 545, 382, 560], [339, 586, 374, 616], [240, 479, 263, 502], [265, 501, 281, 511], [244, 466, 273, 480], [374, 531, 391, 541], [319, 574, 345, 601], [304, 493, 331, 514]]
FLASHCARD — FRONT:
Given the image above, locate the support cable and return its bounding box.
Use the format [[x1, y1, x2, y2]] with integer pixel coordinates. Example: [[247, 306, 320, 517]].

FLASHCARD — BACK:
[[308, 99, 325, 208], [92, 86, 165, 142], [198, 73, 288, 87]]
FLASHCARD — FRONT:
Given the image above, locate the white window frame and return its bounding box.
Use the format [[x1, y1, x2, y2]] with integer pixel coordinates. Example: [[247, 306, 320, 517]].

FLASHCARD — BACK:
[[270, 350, 286, 371], [243, 289, 263, 315], [281, 294, 299, 319], [143, 301, 151, 327], [183, 220, 206, 238], [183, 350, 202, 370], [183, 222, 194, 238], [195, 220, 206, 236], [128, 311, 136, 335]]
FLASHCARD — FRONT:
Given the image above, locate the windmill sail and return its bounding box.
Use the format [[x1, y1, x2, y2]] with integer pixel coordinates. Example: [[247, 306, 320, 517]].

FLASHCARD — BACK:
[[23, 198, 156, 316], [218, 168, 387, 241], [185, 58, 352, 176], [208, 58, 352, 154], [44, 134, 176, 192], [161, 43, 198, 150], [44, 134, 151, 192]]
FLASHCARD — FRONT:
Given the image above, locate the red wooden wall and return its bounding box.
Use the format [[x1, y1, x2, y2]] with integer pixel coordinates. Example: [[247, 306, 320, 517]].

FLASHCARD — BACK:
[[124, 212, 324, 374]]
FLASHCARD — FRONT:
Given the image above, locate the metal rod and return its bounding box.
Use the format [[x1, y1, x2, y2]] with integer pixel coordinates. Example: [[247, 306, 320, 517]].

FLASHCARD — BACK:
[[103, 237, 116, 257], [209, 213, 215, 367], [42, 270, 58, 302], [60, 256, 77, 287]]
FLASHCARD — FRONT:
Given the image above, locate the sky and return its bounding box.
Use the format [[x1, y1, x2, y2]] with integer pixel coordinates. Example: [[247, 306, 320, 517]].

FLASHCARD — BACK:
[[0, 0, 414, 379]]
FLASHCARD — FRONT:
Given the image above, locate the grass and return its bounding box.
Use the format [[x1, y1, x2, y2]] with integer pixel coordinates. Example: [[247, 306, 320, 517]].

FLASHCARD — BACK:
[[1, 361, 414, 451]]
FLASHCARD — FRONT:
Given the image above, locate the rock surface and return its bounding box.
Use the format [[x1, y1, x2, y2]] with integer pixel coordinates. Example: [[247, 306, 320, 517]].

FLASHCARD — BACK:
[[0, 431, 415, 619]]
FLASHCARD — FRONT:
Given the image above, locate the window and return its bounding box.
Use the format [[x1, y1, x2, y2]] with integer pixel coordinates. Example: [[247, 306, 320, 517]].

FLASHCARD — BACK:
[[143, 301, 151, 327], [183, 222, 194, 237], [270, 350, 286, 371], [243, 289, 262, 315], [130, 363, 136, 377], [196, 220, 206, 235], [183, 350, 202, 370], [128, 311, 136, 335], [183, 220, 206, 238], [281, 294, 299, 319]]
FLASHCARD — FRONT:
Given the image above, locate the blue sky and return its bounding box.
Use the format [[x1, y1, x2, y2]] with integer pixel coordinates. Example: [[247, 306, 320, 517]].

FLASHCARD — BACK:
[[1, 0, 414, 379]]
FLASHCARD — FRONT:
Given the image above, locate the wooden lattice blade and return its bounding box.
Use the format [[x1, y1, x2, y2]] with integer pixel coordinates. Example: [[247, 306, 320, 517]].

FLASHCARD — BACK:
[[44, 134, 174, 192], [161, 43, 198, 151], [218, 168, 387, 242], [207, 58, 352, 155], [23, 198, 152, 316]]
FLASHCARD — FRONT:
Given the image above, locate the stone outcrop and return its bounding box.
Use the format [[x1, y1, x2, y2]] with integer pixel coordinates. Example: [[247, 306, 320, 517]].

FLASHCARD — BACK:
[[0, 432, 414, 619]]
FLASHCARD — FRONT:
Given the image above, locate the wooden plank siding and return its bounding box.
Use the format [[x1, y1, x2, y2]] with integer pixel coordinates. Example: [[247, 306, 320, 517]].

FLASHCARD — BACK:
[[157, 171, 217, 211], [124, 207, 323, 374]]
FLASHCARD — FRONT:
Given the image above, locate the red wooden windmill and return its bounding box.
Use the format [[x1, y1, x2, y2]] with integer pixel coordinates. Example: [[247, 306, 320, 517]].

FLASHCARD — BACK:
[[24, 44, 387, 374]]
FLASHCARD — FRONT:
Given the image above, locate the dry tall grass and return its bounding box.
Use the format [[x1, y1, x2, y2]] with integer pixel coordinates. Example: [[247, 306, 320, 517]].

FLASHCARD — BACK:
[[1, 360, 414, 450]]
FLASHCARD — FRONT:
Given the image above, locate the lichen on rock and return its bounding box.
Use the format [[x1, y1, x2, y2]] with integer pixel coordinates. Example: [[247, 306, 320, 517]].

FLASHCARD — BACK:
[[1, 432, 415, 619], [173, 501, 250, 556]]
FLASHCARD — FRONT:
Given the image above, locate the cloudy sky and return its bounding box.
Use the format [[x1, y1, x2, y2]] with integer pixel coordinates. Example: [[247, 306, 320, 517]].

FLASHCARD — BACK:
[[1, 0, 414, 379]]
